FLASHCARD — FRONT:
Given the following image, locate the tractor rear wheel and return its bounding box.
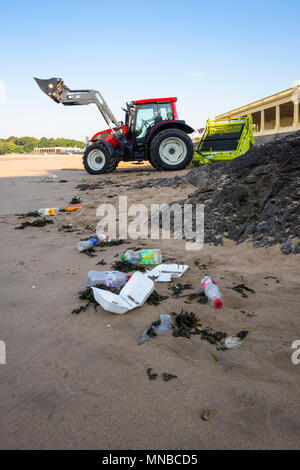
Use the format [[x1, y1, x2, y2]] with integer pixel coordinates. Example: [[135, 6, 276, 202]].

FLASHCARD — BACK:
[[148, 151, 161, 170], [149, 129, 194, 171], [83, 144, 118, 174]]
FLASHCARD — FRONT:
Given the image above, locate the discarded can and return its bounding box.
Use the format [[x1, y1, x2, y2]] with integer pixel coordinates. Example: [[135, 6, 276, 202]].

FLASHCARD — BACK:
[[201, 276, 223, 308], [121, 249, 162, 265]]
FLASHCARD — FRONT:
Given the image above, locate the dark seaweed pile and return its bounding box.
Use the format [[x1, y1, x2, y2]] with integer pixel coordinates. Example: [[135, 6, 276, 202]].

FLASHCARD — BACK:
[[153, 131, 300, 254]]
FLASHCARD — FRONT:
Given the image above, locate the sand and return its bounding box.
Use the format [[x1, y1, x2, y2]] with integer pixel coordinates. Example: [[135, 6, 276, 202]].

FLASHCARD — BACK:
[[0, 154, 299, 450]]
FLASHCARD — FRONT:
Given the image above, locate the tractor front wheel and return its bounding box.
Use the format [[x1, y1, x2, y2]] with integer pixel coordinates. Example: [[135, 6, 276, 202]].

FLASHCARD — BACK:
[[83, 144, 118, 174], [150, 129, 194, 171]]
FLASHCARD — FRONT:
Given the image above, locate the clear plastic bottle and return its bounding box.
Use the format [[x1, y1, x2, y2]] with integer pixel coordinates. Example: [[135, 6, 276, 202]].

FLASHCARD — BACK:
[[35, 207, 59, 216], [77, 237, 99, 252], [120, 249, 162, 265], [88, 270, 129, 288], [201, 276, 223, 308]]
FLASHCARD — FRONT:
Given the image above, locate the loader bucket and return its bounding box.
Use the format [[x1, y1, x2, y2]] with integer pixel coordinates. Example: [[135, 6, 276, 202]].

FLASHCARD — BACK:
[[34, 77, 70, 103]]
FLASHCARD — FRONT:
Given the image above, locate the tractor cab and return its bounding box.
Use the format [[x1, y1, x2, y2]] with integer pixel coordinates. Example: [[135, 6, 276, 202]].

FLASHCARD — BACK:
[[127, 98, 178, 142]]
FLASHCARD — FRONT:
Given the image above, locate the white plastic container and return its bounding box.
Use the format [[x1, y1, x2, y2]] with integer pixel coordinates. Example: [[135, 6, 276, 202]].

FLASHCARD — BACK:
[[145, 264, 188, 282], [92, 271, 155, 314]]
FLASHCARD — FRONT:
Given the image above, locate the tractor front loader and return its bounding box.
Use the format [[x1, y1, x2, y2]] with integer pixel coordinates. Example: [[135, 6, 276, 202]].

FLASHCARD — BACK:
[[34, 77, 195, 174]]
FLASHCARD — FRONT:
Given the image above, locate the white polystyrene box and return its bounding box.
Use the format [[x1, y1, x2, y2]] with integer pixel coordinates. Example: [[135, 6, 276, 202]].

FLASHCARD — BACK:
[[145, 264, 189, 282], [92, 271, 155, 314]]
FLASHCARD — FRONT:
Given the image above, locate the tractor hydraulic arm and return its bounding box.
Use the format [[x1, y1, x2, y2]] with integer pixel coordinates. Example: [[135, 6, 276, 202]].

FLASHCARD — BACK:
[[34, 77, 120, 129]]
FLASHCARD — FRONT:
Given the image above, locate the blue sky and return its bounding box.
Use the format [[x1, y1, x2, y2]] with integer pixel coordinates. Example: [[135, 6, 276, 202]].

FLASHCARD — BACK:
[[0, 0, 299, 140]]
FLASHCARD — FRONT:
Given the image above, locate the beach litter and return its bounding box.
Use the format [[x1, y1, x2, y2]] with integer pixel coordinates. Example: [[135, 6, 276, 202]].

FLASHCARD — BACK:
[[35, 207, 59, 216], [222, 337, 242, 349], [139, 314, 172, 344], [221, 330, 248, 349], [201, 276, 223, 308], [145, 263, 189, 282], [88, 270, 130, 288], [92, 271, 154, 314], [62, 204, 83, 213], [201, 409, 215, 421], [78, 237, 124, 253], [69, 195, 81, 204], [121, 249, 162, 266]]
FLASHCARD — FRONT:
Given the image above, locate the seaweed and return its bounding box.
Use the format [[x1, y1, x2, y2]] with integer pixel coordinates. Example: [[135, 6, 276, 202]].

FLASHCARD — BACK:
[[146, 290, 169, 306], [59, 224, 75, 232], [162, 372, 177, 382], [228, 284, 255, 297], [199, 329, 227, 345], [111, 260, 145, 273], [147, 368, 158, 380], [172, 311, 201, 338], [71, 285, 119, 314], [170, 283, 193, 297], [237, 330, 249, 340], [15, 211, 40, 218], [184, 290, 208, 304], [69, 196, 81, 204], [15, 219, 54, 230], [96, 260, 107, 266], [194, 260, 208, 270]]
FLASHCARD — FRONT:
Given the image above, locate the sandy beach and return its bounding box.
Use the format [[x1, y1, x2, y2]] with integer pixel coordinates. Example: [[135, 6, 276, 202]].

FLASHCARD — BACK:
[[0, 154, 299, 450]]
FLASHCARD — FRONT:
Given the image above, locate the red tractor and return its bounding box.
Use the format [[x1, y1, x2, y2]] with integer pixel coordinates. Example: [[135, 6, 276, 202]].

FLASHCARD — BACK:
[[34, 77, 195, 174]]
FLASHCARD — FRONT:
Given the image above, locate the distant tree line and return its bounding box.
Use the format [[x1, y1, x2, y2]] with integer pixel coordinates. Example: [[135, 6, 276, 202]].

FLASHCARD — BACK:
[[0, 136, 86, 154]]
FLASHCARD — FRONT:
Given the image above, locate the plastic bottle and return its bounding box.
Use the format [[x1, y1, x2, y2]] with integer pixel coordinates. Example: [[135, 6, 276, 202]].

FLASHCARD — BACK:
[[64, 204, 83, 212], [139, 314, 172, 344], [77, 237, 99, 252], [88, 270, 129, 288], [120, 249, 162, 266], [201, 276, 223, 308], [35, 207, 59, 216]]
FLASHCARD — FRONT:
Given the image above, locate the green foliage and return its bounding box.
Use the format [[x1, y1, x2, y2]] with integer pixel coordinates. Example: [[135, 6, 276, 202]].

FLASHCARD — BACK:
[[0, 136, 85, 154], [0, 142, 25, 154]]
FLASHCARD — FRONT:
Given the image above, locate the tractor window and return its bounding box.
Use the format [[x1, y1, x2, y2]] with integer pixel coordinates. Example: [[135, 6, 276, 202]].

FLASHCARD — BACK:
[[134, 104, 159, 140], [159, 102, 174, 121]]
